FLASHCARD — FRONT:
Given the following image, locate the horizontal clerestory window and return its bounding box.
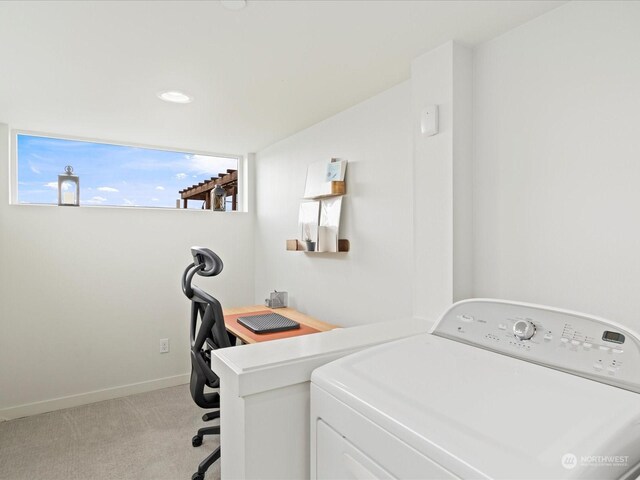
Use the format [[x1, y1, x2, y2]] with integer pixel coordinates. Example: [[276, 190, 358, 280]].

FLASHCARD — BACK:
[[14, 132, 240, 210]]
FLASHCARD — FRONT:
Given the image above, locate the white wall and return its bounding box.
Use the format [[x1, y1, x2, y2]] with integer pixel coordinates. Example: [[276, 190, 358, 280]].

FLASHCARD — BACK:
[[0, 124, 255, 419], [473, 1, 640, 328], [411, 42, 473, 321], [253, 82, 414, 327]]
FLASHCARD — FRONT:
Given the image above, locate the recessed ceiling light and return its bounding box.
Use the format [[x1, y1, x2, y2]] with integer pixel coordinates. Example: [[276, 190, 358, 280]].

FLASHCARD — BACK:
[[157, 91, 193, 104], [221, 0, 246, 11]]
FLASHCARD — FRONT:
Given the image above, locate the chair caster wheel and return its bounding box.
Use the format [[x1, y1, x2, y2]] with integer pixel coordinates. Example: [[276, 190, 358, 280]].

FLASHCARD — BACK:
[[191, 472, 205, 480], [192, 435, 203, 447]]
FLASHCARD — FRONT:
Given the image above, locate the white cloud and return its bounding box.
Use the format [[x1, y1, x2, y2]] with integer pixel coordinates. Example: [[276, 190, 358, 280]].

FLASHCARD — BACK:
[[29, 162, 41, 174], [155, 186, 165, 191], [175, 173, 188, 180], [123, 198, 135, 206], [86, 196, 107, 204], [44, 181, 71, 191], [151, 198, 160, 202], [187, 154, 237, 175], [187, 155, 215, 174], [98, 186, 119, 192]]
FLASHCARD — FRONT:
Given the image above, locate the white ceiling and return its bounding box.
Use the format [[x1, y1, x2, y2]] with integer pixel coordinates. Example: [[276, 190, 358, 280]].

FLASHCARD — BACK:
[[0, 0, 565, 155]]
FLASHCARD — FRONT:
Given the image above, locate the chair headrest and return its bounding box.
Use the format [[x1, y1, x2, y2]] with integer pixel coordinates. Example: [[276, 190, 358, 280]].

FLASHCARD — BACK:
[[190, 247, 223, 277]]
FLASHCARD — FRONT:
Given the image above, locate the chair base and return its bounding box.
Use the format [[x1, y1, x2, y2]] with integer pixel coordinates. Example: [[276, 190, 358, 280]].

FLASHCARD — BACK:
[[198, 425, 220, 437], [202, 410, 220, 422], [192, 425, 220, 447], [191, 447, 221, 480]]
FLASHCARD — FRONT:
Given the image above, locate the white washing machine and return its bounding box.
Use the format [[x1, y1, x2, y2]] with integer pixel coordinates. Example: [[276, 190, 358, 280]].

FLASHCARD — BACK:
[[310, 299, 640, 479]]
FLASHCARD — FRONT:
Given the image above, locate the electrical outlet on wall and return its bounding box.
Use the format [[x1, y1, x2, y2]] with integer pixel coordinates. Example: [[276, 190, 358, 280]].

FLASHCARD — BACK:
[[160, 338, 170, 354]]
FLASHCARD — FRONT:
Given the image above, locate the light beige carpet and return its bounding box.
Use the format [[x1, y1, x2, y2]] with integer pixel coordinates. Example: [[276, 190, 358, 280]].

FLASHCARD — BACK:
[[0, 385, 220, 480]]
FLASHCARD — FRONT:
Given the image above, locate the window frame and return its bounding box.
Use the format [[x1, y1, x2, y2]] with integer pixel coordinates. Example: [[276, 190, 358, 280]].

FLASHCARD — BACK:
[[10, 129, 246, 211]]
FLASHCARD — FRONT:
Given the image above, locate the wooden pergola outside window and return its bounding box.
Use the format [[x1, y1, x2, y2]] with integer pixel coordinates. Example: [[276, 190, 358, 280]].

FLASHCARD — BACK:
[[178, 169, 238, 210]]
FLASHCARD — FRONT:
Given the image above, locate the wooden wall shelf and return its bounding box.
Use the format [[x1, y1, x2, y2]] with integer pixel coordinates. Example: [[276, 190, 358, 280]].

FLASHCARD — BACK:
[[286, 239, 350, 253], [303, 180, 346, 199]]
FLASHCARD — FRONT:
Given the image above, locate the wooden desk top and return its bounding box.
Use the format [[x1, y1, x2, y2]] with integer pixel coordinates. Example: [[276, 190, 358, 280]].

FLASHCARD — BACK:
[[223, 305, 337, 344]]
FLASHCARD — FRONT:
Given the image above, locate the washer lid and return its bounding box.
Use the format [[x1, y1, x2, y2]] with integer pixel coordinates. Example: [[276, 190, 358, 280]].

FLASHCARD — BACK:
[[311, 333, 640, 479]]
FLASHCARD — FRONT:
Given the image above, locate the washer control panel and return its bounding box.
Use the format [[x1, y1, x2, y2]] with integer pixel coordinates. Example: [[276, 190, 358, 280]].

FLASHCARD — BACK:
[[432, 299, 640, 393]]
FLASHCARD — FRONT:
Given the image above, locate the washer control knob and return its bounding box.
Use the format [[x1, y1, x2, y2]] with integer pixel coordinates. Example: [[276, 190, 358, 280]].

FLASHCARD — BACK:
[[513, 320, 536, 340]]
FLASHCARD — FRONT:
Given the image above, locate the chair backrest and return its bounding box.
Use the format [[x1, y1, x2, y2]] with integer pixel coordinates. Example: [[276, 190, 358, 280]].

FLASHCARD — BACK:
[[182, 247, 232, 408]]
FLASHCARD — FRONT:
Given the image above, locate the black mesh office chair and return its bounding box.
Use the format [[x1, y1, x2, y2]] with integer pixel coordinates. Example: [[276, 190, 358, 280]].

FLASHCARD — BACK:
[[182, 247, 234, 480]]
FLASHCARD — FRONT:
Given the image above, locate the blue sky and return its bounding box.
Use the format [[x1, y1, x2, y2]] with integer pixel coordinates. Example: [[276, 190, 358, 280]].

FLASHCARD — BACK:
[[17, 134, 238, 208]]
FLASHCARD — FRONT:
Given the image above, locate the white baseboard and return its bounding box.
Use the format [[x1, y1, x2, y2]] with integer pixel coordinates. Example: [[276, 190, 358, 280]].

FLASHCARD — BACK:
[[0, 373, 190, 421]]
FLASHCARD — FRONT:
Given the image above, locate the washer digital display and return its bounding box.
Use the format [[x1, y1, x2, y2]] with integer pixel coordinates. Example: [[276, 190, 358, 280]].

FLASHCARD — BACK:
[[602, 331, 625, 344]]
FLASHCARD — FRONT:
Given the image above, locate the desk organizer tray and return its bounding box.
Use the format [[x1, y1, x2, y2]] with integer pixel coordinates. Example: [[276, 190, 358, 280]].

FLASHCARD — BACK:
[[237, 313, 301, 334]]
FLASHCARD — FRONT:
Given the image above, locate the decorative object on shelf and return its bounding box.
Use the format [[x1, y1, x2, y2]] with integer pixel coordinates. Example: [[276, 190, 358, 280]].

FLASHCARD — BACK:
[[58, 165, 79, 206], [299, 201, 320, 246], [304, 239, 317, 252], [304, 158, 347, 198], [325, 158, 347, 182], [303, 221, 317, 251], [265, 290, 288, 309], [318, 197, 342, 252], [212, 183, 226, 211]]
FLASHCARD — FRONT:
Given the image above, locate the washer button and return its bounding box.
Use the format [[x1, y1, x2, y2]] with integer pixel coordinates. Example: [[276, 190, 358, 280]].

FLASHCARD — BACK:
[[607, 367, 618, 375], [560, 338, 569, 344], [583, 343, 592, 349], [498, 323, 507, 330], [593, 363, 603, 371], [571, 340, 580, 346], [599, 346, 610, 352], [612, 348, 623, 354], [458, 314, 474, 322]]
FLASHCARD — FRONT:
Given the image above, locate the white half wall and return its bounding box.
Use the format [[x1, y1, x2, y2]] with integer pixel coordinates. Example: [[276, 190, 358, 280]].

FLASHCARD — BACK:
[[473, 1, 640, 328], [0, 123, 255, 419], [253, 82, 414, 327]]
